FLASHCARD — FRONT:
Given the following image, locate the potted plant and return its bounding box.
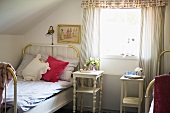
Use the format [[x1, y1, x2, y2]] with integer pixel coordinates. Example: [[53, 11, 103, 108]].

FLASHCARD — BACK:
[[84, 57, 100, 71]]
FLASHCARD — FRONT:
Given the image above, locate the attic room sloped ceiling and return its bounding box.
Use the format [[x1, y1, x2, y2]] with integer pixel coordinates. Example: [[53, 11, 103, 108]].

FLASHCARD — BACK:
[[0, 0, 64, 35]]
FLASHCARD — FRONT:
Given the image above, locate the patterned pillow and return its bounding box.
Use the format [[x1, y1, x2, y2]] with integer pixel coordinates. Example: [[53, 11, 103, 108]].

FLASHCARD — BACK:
[[16, 54, 35, 77], [22, 54, 50, 81], [56, 56, 79, 81]]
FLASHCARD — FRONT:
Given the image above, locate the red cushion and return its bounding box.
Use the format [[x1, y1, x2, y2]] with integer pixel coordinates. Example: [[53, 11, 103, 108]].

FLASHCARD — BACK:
[[42, 56, 69, 82]]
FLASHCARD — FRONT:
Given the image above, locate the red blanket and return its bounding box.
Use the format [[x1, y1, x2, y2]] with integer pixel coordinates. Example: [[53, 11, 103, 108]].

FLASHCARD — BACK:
[[154, 74, 170, 113], [0, 62, 14, 106]]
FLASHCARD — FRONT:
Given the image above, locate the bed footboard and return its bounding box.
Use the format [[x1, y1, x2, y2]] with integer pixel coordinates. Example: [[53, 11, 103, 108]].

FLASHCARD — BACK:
[[145, 79, 155, 113], [5, 67, 17, 113]]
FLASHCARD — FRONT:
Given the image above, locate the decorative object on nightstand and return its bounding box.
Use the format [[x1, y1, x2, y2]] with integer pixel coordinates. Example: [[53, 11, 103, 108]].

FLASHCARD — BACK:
[[124, 67, 143, 79], [134, 67, 143, 76], [73, 70, 104, 113], [84, 57, 100, 71], [120, 75, 145, 113]]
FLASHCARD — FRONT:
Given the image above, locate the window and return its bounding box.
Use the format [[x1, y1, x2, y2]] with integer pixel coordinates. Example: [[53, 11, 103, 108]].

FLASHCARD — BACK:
[[100, 9, 141, 58]]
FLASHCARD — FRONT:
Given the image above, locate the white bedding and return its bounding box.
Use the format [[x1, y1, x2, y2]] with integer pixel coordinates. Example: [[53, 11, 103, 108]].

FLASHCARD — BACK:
[[3, 77, 73, 112], [149, 99, 154, 113]]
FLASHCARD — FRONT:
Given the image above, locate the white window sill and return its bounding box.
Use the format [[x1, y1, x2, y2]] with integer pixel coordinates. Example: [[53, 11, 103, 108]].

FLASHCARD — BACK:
[[100, 55, 139, 60]]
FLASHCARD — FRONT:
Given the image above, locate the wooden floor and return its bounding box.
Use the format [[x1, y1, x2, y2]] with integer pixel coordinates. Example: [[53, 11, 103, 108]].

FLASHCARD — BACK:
[[54, 109, 135, 113], [54, 109, 92, 113], [54, 108, 123, 113]]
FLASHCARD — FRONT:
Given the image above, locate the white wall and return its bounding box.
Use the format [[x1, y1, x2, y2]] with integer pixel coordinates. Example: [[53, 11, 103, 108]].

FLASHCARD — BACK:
[[100, 58, 138, 111], [24, 0, 82, 50], [23, 0, 170, 112], [0, 35, 23, 69]]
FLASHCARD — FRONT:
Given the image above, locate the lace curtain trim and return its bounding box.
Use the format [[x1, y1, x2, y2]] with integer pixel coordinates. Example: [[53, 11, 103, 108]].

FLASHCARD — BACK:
[[81, 0, 168, 8]]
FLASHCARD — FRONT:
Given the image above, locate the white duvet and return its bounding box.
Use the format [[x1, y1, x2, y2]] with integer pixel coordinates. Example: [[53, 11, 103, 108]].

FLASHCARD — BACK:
[[3, 77, 73, 112]]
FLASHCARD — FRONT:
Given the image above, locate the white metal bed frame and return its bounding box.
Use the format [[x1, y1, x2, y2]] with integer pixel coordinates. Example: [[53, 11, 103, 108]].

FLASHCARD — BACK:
[[3, 43, 80, 113], [5, 67, 17, 113]]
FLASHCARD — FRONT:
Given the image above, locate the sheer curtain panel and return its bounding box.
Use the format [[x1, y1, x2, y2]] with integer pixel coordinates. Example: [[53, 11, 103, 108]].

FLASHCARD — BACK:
[[80, 7, 100, 86], [139, 6, 166, 88]]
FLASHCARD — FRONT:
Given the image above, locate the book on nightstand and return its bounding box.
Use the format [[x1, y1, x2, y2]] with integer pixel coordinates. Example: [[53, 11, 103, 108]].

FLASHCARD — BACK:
[[124, 75, 143, 79]]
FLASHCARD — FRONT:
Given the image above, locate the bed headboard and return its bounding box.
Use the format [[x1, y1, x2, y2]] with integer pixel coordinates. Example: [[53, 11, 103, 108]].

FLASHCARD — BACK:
[[22, 44, 80, 69], [23, 44, 80, 58]]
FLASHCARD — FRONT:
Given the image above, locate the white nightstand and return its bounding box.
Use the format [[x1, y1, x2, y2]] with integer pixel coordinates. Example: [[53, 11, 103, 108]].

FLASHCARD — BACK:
[[120, 75, 145, 113], [73, 70, 104, 113]]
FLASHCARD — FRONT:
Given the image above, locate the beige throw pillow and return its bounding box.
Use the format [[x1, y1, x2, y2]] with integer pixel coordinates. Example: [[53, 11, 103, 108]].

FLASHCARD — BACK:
[[22, 54, 50, 81]]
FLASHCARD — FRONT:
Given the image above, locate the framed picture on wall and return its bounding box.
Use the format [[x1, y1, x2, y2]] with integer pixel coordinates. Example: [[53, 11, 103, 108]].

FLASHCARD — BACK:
[[57, 24, 81, 44]]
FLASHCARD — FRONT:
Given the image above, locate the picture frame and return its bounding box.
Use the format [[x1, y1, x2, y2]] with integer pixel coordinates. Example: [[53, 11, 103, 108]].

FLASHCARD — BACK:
[[57, 24, 81, 44]]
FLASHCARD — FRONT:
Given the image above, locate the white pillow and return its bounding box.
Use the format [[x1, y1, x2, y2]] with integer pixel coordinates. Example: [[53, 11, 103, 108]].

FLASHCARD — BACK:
[[56, 56, 79, 81], [22, 54, 50, 81]]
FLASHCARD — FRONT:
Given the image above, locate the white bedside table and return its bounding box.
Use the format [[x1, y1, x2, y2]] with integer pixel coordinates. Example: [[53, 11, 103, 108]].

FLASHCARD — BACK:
[[73, 70, 104, 113], [120, 75, 145, 113]]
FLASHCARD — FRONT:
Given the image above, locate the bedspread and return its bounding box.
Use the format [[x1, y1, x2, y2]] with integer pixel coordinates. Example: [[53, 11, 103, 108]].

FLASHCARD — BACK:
[[3, 77, 73, 112], [0, 62, 14, 105]]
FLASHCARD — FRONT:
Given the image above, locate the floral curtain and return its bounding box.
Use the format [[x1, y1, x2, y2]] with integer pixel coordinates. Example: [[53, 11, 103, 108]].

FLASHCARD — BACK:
[[81, 0, 168, 8]]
